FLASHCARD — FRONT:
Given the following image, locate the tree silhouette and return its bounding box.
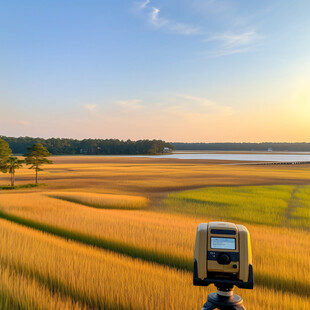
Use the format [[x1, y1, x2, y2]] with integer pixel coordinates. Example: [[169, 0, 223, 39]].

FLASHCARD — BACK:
[[24, 143, 52, 184], [3, 157, 24, 186]]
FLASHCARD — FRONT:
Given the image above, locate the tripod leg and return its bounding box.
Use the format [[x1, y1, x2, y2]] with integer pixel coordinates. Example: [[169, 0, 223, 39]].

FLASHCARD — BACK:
[[201, 301, 217, 310]]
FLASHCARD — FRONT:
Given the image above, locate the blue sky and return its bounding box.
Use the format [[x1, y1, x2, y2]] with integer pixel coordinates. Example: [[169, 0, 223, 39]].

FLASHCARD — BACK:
[[0, 0, 309, 142]]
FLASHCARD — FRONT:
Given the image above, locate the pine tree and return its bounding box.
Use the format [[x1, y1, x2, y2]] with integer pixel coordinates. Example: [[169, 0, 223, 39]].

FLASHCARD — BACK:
[[3, 157, 23, 186], [24, 143, 52, 184]]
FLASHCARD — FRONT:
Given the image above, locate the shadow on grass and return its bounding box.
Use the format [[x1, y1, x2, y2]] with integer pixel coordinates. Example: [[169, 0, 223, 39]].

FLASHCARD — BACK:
[[0, 211, 191, 271], [0, 211, 308, 298], [0, 258, 130, 310], [48, 195, 146, 211], [0, 184, 46, 190], [0, 289, 41, 310]]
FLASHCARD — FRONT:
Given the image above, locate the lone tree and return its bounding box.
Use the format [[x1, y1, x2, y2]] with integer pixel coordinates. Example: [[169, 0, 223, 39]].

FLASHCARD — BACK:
[[0, 138, 12, 172], [24, 143, 52, 184], [3, 157, 24, 186]]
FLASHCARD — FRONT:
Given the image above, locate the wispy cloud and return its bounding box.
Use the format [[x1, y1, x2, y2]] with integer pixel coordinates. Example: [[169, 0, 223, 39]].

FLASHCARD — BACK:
[[168, 22, 200, 36], [136, 0, 200, 35], [84, 104, 97, 113], [116, 99, 143, 112], [209, 31, 259, 48], [139, 0, 150, 10], [164, 93, 233, 117], [150, 7, 161, 25], [88, 93, 234, 140], [205, 30, 262, 57], [40, 94, 234, 141], [112, 94, 232, 118], [134, 0, 263, 57]]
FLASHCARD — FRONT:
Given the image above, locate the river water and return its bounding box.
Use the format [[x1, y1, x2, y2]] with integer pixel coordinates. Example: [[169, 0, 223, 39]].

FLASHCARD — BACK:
[[142, 152, 310, 162]]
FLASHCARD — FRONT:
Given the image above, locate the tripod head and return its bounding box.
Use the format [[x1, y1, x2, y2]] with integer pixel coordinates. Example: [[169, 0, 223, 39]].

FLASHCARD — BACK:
[[201, 285, 245, 310]]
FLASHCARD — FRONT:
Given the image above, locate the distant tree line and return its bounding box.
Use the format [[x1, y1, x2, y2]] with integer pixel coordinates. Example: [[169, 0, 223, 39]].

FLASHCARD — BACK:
[[0, 136, 174, 155], [172, 142, 310, 152]]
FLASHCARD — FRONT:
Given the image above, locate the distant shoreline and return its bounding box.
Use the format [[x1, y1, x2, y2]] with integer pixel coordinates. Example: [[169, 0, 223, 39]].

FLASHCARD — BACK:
[[173, 150, 310, 155], [171, 142, 310, 152], [11, 152, 310, 164]]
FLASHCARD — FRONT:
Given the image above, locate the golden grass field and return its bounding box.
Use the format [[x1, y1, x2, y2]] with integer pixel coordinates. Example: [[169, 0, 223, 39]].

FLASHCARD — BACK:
[[0, 156, 309, 309], [48, 192, 149, 210]]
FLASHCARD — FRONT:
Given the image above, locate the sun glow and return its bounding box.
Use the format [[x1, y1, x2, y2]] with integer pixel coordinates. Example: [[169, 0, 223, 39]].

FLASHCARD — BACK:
[[294, 78, 310, 111]]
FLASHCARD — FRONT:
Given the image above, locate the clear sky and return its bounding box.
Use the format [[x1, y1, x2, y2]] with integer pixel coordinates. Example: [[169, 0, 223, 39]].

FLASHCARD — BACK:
[[0, 0, 309, 142]]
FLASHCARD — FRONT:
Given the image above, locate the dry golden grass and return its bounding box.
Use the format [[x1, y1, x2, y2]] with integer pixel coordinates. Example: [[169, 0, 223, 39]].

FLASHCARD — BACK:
[[1, 218, 309, 310], [0, 191, 309, 298], [0, 156, 310, 309], [249, 224, 310, 295], [0, 192, 195, 266], [0, 263, 84, 310], [0, 156, 309, 194]]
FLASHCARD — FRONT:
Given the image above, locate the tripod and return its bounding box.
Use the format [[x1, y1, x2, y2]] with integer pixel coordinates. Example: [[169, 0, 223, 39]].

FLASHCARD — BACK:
[[201, 285, 246, 310]]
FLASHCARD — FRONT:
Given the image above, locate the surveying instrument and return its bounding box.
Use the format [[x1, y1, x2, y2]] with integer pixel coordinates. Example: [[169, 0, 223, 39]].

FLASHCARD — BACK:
[[193, 222, 254, 310]]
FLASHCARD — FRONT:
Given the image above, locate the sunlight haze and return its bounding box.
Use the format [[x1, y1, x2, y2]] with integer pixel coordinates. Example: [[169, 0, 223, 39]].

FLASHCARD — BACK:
[[1, 0, 309, 142]]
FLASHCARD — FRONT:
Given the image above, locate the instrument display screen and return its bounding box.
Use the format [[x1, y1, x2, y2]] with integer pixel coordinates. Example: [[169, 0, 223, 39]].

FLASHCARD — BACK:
[[211, 237, 236, 250]]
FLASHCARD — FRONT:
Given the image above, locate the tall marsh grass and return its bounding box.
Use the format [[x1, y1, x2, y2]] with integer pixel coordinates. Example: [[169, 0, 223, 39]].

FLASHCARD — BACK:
[[0, 189, 310, 298], [0, 219, 309, 310], [0, 192, 195, 269], [0, 263, 84, 310]]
